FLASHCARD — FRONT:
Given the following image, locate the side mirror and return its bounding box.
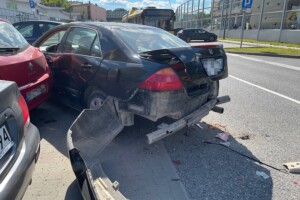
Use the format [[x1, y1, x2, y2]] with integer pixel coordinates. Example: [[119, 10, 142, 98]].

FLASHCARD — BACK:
[[45, 44, 58, 52]]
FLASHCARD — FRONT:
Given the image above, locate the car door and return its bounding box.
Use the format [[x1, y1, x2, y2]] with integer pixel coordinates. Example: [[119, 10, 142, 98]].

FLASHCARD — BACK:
[[196, 29, 205, 40], [59, 27, 102, 99]]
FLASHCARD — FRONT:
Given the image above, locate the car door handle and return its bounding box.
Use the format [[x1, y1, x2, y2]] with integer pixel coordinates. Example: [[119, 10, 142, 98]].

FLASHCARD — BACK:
[[81, 63, 92, 69]]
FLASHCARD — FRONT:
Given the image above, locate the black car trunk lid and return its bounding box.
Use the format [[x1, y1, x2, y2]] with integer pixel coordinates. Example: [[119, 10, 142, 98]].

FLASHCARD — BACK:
[[139, 46, 218, 96]]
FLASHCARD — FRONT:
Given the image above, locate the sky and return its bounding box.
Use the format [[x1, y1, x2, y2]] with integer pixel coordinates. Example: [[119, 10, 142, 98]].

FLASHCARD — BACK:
[[81, 0, 186, 11]]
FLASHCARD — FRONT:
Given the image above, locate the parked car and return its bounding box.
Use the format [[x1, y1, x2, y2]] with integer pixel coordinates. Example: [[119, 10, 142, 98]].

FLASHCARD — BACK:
[[13, 20, 62, 44], [0, 19, 52, 110], [0, 80, 40, 200], [177, 28, 217, 42], [34, 22, 227, 112], [173, 27, 183, 35]]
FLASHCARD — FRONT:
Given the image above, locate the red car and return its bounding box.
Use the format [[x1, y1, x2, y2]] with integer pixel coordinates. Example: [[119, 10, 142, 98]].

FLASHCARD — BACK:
[[0, 19, 51, 110]]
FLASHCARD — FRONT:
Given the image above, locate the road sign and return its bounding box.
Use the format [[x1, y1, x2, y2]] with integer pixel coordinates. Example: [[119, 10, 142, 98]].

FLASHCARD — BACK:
[[242, 0, 252, 9], [29, 0, 35, 9]]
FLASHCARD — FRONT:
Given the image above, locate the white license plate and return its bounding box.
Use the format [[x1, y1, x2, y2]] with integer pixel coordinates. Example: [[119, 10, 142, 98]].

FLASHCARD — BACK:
[[0, 125, 14, 159]]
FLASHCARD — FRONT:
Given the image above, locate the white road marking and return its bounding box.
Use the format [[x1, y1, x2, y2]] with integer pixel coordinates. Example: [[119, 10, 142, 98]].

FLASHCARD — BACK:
[[229, 75, 300, 105], [227, 53, 300, 71]]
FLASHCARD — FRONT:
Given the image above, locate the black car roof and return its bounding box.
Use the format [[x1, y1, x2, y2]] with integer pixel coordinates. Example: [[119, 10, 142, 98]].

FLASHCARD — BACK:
[[66, 22, 159, 30]]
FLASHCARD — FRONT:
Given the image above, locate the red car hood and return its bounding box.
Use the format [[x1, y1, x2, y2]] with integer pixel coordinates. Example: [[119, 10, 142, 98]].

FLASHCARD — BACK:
[[0, 45, 49, 88]]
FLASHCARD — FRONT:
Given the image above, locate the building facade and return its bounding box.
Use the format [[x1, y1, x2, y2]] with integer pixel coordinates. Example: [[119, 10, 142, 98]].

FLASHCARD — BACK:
[[106, 8, 128, 22], [71, 2, 106, 21], [175, 0, 300, 43], [0, 0, 78, 23]]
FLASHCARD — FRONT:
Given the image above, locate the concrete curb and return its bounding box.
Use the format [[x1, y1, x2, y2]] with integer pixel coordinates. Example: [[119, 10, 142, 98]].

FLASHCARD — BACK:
[[219, 40, 300, 50], [225, 51, 300, 59]]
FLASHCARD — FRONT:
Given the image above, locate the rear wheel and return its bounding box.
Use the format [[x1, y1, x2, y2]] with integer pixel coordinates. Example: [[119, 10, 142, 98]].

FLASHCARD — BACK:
[[209, 36, 215, 42], [85, 90, 107, 110], [186, 37, 191, 43]]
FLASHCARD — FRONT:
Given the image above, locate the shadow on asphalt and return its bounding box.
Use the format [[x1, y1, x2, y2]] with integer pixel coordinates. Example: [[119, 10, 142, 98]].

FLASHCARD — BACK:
[[64, 180, 83, 200], [30, 99, 79, 158], [164, 121, 273, 200]]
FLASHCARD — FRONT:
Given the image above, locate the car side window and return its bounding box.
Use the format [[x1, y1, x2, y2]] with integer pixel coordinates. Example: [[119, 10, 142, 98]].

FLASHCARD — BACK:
[[39, 30, 66, 52], [100, 36, 127, 62], [39, 23, 57, 34], [91, 36, 102, 57], [62, 27, 97, 56], [14, 23, 33, 37]]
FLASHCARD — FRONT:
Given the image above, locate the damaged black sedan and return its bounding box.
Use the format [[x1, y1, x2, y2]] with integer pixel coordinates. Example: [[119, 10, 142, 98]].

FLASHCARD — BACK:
[[34, 22, 230, 199], [34, 22, 228, 122]]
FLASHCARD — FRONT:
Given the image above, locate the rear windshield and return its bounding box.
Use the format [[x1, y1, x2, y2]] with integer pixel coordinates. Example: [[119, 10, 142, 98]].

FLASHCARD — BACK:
[[0, 21, 28, 49], [113, 27, 190, 53]]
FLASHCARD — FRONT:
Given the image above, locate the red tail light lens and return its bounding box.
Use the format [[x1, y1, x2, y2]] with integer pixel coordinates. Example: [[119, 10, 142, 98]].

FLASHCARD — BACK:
[[139, 68, 183, 91], [18, 95, 29, 125]]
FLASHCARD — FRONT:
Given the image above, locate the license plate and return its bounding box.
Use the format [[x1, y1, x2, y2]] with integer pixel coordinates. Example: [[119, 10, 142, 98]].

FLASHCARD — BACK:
[[26, 84, 46, 102], [0, 125, 14, 159]]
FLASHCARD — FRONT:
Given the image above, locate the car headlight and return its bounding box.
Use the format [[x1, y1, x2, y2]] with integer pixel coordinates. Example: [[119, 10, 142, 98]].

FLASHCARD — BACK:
[[201, 58, 223, 76]]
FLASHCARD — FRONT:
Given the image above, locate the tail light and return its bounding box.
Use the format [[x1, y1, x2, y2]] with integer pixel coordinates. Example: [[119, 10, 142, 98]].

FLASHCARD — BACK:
[[139, 68, 183, 91], [18, 95, 29, 125]]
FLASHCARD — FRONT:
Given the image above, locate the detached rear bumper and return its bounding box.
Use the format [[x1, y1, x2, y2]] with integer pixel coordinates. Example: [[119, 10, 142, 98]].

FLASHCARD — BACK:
[[67, 96, 230, 199], [147, 95, 230, 144]]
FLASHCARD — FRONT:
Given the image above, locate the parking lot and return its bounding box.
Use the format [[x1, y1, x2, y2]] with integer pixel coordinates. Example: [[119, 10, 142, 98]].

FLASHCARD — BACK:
[[23, 53, 300, 200]]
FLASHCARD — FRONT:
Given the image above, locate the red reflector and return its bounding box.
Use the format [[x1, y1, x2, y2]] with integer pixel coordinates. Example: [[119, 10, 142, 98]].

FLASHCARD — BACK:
[[139, 68, 183, 91], [18, 95, 29, 125]]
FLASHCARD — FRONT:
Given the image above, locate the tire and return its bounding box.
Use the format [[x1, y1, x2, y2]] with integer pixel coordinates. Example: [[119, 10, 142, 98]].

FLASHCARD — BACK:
[[209, 36, 215, 42], [186, 37, 191, 43], [85, 90, 107, 110]]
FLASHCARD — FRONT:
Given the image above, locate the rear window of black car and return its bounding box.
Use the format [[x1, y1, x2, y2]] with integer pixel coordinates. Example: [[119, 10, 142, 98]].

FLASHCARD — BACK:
[[0, 21, 28, 49], [114, 27, 190, 53]]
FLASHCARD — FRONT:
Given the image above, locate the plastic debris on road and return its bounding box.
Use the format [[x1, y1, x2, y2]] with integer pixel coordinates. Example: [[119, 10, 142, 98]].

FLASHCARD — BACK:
[[240, 135, 250, 140], [283, 162, 300, 174], [256, 171, 270, 179], [216, 132, 230, 142], [196, 123, 203, 129], [220, 141, 231, 147]]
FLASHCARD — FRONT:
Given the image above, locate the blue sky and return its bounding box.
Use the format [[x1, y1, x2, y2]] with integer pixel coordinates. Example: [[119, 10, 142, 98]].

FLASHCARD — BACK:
[[81, 0, 186, 11]]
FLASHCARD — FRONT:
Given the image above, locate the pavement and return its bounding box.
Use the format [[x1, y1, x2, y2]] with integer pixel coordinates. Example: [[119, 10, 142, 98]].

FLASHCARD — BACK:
[[165, 54, 300, 200], [218, 39, 300, 50], [23, 54, 300, 200]]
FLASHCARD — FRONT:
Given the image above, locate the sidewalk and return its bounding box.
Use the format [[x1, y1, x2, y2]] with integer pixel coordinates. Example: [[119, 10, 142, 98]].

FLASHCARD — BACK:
[[219, 39, 300, 50]]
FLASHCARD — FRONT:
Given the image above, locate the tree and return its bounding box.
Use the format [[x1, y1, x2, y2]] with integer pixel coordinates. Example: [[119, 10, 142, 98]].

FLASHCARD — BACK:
[[41, 0, 70, 9]]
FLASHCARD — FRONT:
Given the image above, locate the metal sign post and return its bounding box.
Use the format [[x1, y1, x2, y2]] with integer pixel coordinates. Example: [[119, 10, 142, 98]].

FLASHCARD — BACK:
[[240, 0, 253, 48], [240, 10, 246, 48]]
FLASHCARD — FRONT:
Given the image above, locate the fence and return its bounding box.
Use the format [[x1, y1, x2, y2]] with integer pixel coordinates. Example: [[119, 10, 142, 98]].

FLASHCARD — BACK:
[[175, 0, 300, 43], [0, 8, 38, 23]]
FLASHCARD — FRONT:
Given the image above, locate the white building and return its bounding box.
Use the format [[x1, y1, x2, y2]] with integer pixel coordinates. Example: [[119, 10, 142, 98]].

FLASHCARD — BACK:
[[0, 0, 79, 23]]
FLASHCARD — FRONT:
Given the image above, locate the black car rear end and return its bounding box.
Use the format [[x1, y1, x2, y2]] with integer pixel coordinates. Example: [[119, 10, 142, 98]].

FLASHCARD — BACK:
[[0, 80, 40, 200]]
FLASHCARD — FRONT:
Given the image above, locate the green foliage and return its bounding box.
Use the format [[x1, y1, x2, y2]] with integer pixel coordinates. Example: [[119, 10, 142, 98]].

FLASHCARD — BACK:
[[41, 0, 70, 9], [225, 47, 300, 56]]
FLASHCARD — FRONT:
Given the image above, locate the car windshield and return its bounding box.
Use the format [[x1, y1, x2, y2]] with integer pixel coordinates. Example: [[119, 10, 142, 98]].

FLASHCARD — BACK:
[[0, 21, 28, 49], [114, 27, 190, 53]]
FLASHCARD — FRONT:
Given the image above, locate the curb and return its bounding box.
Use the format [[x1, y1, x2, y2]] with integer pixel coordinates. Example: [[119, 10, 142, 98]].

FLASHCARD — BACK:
[[219, 40, 300, 50], [225, 51, 300, 59]]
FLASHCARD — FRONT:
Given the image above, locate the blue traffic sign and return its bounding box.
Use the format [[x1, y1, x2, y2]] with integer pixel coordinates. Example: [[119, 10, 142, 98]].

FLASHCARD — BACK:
[[29, 0, 35, 9], [242, 0, 253, 9]]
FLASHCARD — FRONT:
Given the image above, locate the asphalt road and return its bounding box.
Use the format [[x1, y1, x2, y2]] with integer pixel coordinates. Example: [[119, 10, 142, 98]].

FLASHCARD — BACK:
[[165, 54, 300, 200], [23, 54, 300, 200]]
